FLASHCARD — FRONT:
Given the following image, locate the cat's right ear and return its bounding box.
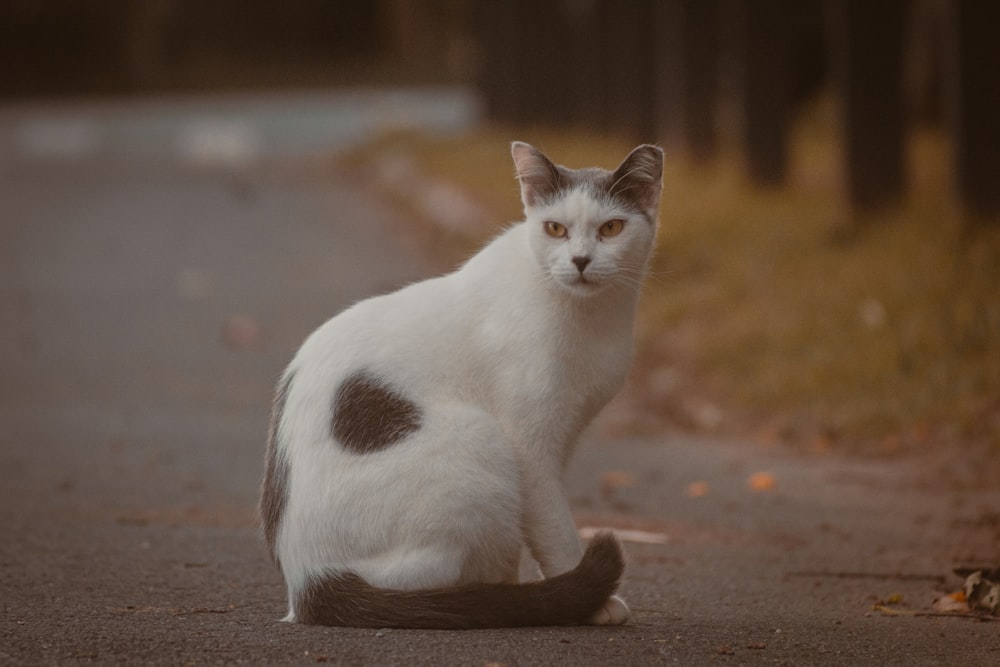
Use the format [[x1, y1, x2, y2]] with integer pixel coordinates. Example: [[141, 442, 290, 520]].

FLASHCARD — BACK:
[[512, 142, 563, 209]]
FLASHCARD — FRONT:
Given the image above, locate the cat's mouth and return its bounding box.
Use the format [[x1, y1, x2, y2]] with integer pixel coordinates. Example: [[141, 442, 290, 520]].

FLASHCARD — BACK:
[[564, 274, 603, 293]]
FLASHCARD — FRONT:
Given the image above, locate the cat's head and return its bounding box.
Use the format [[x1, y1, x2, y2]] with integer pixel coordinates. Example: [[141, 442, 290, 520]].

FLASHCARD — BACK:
[[512, 142, 663, 297]]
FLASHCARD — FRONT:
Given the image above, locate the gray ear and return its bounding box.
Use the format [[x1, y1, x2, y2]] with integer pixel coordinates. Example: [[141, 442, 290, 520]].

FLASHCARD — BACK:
[[512, 141, 563, 208], [609, 144, 664, 214]]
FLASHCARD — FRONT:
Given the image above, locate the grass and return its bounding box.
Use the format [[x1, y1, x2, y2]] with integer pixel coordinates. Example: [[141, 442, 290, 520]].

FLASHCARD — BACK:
[[339, 102, 1000, 456]]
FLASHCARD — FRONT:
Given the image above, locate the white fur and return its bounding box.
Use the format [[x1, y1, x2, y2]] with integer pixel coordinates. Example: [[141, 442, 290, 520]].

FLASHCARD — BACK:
[[273, 146, 660, 625]]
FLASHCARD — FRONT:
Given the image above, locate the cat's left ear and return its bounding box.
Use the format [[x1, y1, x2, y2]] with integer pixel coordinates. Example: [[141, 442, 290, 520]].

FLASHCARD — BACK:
[[512, 142, 563, 209], [610, 144, 664, 216]]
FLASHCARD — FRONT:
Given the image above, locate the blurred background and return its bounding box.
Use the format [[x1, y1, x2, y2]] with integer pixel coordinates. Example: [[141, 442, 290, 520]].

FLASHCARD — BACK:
[[1, 0, 997, 459], [1, 0, 997, 214], [5, 7, 1000, 661]]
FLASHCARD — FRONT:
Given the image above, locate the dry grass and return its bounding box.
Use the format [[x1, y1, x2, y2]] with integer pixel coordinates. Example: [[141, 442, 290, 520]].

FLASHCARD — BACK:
[[340, 105, 1000, 456]]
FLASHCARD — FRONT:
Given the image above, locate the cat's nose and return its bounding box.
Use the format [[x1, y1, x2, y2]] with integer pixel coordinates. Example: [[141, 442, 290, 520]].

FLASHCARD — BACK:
[[572, 256, 591, 273]]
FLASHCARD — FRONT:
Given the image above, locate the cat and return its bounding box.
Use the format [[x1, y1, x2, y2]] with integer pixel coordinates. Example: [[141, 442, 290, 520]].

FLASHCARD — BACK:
[[260, 141, 664, 628]]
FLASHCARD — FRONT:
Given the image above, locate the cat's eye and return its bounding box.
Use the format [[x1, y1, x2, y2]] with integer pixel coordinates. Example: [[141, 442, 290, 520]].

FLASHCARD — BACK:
[[544, 221, 567, 238], [599, 219, 625, 238]]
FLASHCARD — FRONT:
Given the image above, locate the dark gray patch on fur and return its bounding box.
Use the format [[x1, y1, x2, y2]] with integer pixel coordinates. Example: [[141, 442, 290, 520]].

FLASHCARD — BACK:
[[332, 371, 421, 455], [295, 531, 624, 628], [261, 369, 295, 566], [514, 142, 663, 222]]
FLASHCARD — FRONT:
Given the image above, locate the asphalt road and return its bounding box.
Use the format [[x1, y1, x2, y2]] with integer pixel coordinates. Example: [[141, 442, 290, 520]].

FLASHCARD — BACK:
[[1, 91, 998, 665]]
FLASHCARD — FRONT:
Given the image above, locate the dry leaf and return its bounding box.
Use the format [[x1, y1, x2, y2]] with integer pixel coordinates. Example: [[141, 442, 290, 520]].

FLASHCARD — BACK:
[[932, 591, 970, 613], [685, 481, 710, 498], [747, 471, 776, 492], [962, 570, 1000, 615], [600, 470, 636, 496]]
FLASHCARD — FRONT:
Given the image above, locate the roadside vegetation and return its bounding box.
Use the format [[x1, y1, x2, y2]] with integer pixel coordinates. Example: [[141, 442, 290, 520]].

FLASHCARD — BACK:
[[340, 99, 1000, 459]]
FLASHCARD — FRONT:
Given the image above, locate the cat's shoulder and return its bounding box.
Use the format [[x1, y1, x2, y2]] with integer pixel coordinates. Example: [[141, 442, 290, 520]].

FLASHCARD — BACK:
[[458, 223, 529, 272]]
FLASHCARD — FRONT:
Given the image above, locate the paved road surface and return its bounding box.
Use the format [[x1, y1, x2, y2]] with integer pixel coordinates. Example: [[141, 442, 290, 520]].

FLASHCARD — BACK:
[[1, 90, 998, 665]]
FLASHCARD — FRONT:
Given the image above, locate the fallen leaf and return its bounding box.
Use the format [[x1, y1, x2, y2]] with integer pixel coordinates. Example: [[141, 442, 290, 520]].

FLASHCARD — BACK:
[[962, 570, 1000, 615], [932, 591, 970, 613], [600, 470, 635, 497], [747, 472, 776, 492], [685, 481, 710, 498], [871, 605, 916, 617], [884, 593, 904, 606]]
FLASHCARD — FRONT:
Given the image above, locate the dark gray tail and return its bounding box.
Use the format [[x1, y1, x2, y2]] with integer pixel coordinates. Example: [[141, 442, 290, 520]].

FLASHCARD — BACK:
[[294, 531, 625, 629]]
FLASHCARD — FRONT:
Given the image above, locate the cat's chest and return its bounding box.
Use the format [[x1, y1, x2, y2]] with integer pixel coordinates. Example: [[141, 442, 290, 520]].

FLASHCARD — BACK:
[[474, 311, 632, 431]]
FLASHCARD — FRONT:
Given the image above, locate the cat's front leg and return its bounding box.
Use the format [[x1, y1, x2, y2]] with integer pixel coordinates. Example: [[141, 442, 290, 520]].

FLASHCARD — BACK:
[[520, 462, 584, 577], [521, 461, 631, 625]]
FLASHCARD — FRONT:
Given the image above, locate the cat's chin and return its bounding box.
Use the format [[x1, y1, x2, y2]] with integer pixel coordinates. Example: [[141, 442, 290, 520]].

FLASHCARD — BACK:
[[557, 276, 608, 297]]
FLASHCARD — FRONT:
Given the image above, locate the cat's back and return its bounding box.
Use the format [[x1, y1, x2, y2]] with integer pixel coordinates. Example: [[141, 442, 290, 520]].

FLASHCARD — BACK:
[[292, 225, 524, 370], [294, 274, 452, 360]]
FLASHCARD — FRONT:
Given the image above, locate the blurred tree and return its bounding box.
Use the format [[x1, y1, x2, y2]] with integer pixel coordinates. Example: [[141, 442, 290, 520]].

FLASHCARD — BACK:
[[520, 0, 578, 127], [380, 0, 475, 83], [122, 0, 174, 90], [475, 1, 523, 123], [732, 0, 793, 186], [904, 0, 945, 125], [477, 0, 660, 140], [655, 0, 720, 160], [565, 0, 606, 131], [0, 0, 385, 97], [828, 0, 907, 213], [600, 0, 658, 140], [476, 0, 574, 126], [946, 0, 1000, 219], [0, 0, 130, 96]]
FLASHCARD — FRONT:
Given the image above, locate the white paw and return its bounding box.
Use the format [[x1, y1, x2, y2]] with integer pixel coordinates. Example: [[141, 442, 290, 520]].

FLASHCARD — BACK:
[[588, 595, 631, 625]]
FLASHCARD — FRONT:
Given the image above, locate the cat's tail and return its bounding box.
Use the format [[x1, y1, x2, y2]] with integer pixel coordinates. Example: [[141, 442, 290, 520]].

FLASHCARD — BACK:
[[292, 531, 625, 629]]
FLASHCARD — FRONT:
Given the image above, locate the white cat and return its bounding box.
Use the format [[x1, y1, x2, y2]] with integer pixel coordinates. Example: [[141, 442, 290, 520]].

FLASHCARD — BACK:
[[260, 141, 663, 628]]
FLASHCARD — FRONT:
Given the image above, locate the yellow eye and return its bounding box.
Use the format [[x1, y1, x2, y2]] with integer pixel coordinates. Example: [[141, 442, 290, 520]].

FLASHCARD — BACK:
[[544, 221, 567, 238], [600, 219, 625, 238]]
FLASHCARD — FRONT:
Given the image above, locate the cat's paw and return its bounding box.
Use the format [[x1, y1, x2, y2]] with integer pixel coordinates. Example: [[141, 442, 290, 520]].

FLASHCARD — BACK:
[[589, 595, 631, 625]]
